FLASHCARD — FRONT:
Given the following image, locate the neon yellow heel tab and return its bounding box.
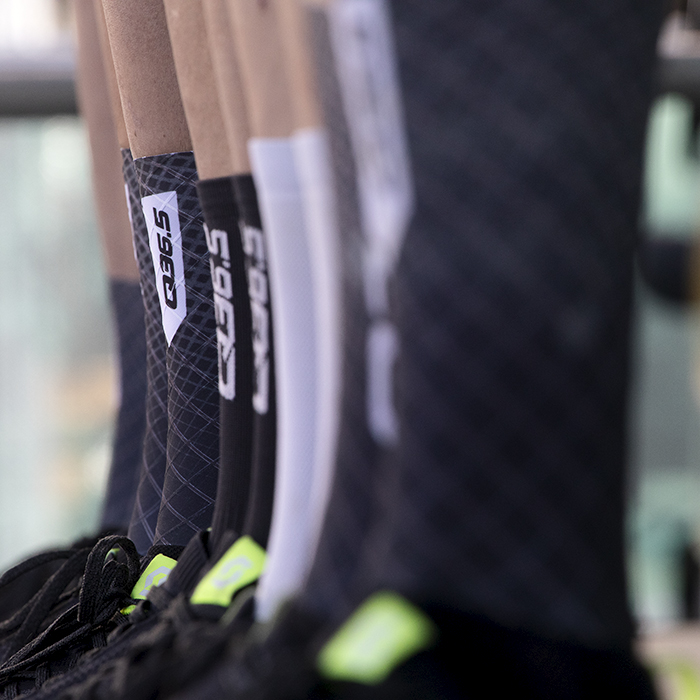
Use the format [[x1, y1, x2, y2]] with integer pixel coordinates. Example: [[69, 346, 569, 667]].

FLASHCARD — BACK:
[[317, 591, 437, 686], [190, 536, 266, 607], [651, 659, 700, 700], [121, 553, 177, 614]]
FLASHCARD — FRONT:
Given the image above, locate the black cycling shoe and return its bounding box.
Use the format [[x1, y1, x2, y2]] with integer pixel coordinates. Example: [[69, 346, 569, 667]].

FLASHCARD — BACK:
[[0, 535, 183, 698], [0, 532, 128, 668], [168, 592, 658, 700], [23, 532, 265, 700], [0, 532, 123, 633]]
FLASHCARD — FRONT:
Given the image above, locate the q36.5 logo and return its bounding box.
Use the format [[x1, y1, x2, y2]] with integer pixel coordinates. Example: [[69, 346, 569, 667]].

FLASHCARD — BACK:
[[142, 192, 187, 346]]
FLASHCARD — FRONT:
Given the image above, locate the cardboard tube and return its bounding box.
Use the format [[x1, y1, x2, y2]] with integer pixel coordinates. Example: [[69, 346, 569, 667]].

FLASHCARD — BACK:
[[225, 0, 294, 139], [201, 0, 251, 174], [275, 0, 322, 131], [101, 0, 192, 158], [163, 0, 231, 180], [93, 0, 129, 149], [74, 0, 138, 282]]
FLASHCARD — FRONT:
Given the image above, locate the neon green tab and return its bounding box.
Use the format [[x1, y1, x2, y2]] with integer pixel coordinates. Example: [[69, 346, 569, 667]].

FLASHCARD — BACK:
[[317, 591, 437, 686], [121, 554, 177, 614], [652, 659, 700, 700], [190, 536, 266, 607]]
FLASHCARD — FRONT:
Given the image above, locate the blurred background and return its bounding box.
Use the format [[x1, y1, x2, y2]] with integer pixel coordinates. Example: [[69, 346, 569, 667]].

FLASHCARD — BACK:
[[632, 88, 700, 628], [0, 0, 113, 570], [0, 0, 699, 631]]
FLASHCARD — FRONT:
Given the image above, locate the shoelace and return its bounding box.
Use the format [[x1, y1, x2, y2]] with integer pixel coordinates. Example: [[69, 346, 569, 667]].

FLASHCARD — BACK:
[[9, 532, 216, 700], [0, 549, 96, 664], [0, 536, 141, 697], [59, 589, 256, 700], [67, 534, 260, 700], [0, 531, 121, 664], [0, 535, 95, 603], [7, 532, 209, 700]]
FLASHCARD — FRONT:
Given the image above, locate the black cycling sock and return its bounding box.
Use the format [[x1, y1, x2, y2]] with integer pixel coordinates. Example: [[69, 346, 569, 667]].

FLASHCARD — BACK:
[[123, 148, 169, 555], [134, 151, 220, 548], [100, 277, 147, 532], [232, 175, 277, 550], [296, 9, 378, 625], [314, 598, 657, 699], [196, 176, 254, 553], [124, 3, 662, 697], [361, 0, 662, 649]]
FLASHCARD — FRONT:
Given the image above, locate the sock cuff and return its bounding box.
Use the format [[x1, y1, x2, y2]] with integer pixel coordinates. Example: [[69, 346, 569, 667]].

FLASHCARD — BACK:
[[196, 177, 240, 228], [133, 151, 197, 181], [231, 175, 263, 229]]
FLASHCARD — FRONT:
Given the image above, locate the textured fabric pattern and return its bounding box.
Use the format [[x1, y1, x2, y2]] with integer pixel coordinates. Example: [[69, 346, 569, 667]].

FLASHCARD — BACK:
[[233, 175, 277, 549], [134, 152, 220, 547], [100, 279, 147, 531], [360, 0, 662, 647], [299, 9, 379, 626], [123, 149, 169, 554], [196, 177, 254, 550]]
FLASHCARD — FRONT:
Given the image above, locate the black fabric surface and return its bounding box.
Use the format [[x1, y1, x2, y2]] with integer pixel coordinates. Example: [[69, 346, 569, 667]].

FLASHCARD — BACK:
[[100, 279, 147, 532], [298, 11, 379, 626], [123, 148, 169, 555], [361, 0, 662, 647], [232, 175, 277, 549], [134, 152, 220, 548], [196, 177, 254, 552]]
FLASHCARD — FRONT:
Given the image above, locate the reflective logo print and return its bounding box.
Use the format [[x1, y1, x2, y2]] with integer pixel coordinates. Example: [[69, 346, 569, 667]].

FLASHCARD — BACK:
[[241, 225, 271, 415], [121, 554, 178, 615], [204, 224, 235, 401], [210, 556, 253, 589], [317, 591, 437, 686], [137, 565, 173, 597], [142, 192, 187, 345], [190, 536, 266, 608]]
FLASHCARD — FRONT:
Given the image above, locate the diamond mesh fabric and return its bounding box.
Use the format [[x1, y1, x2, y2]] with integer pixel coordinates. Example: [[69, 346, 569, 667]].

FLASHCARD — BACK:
[[362, 0, 661, 647], [134, 151, 220, 547], [123, 149, 169, 554]]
